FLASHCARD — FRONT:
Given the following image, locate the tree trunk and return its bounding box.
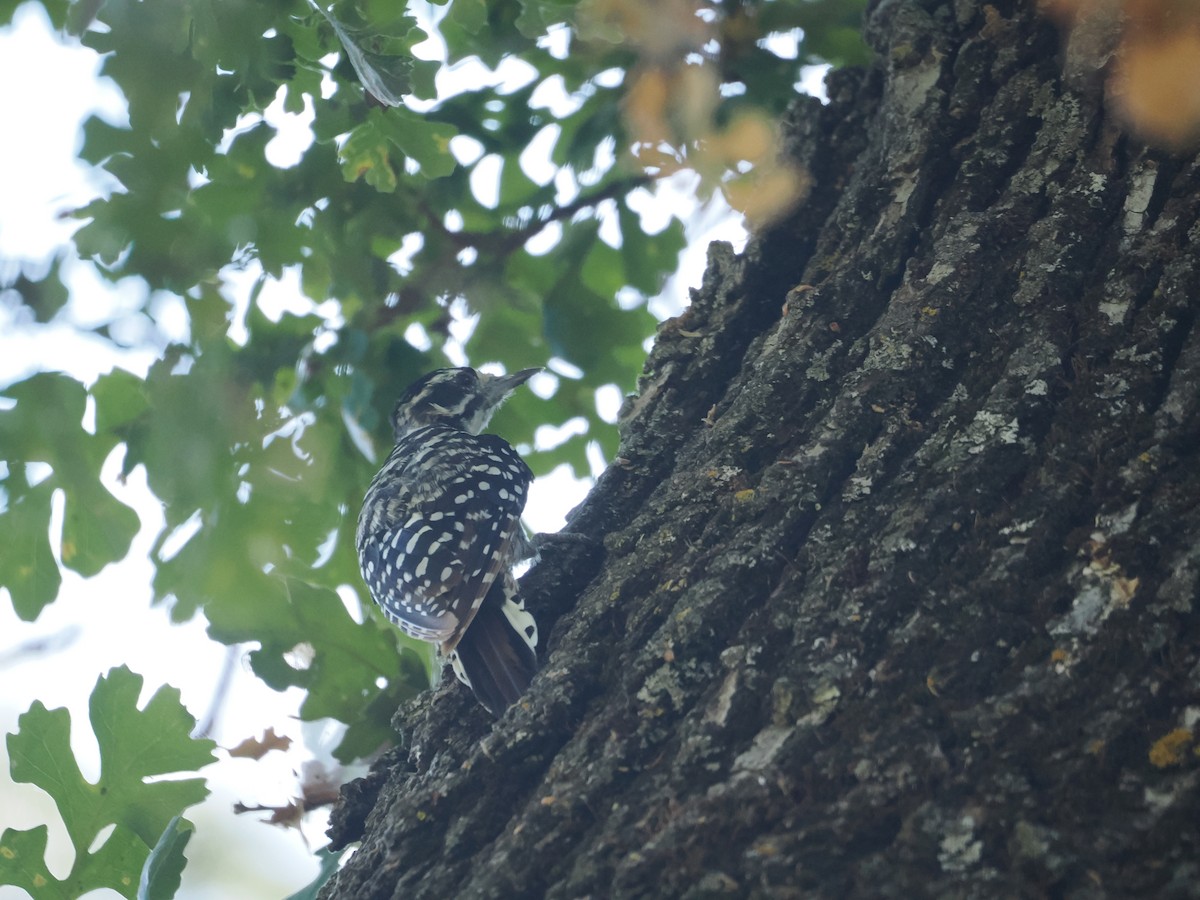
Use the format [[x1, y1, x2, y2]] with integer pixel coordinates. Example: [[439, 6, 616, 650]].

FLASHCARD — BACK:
[[322, 1, 1200, 897]]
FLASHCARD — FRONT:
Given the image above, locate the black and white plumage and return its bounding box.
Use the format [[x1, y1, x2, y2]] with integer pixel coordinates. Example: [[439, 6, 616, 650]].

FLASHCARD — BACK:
[[356, 366, 541, 716]]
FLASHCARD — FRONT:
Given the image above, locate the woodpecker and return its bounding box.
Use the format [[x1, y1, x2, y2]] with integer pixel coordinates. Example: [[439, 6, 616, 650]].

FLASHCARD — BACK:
[[356, 366, 541, 717]]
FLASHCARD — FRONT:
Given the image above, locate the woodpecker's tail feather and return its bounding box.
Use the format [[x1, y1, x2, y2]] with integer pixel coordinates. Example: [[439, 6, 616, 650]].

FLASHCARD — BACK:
[[451, 585, 537, 717]]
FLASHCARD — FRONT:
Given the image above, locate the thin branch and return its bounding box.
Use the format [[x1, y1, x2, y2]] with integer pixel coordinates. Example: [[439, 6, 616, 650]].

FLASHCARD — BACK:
[[192, 643, 240, 740]]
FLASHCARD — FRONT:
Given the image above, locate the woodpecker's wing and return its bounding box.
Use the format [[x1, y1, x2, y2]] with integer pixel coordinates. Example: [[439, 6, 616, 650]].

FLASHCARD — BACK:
[[358, 432, 532, 649]]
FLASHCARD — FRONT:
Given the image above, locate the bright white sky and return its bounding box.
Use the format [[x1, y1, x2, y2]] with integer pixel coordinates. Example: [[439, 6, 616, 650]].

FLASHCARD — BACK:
[[0, 3, 827, 897]]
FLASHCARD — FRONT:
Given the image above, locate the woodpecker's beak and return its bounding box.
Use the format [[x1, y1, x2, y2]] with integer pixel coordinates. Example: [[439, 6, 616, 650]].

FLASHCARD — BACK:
[[484, 367, 542, 393]]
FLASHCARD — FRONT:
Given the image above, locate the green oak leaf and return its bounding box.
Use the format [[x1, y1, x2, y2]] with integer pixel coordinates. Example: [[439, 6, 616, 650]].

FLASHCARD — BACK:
[[0, 477, 61, 620], [0, 373, 141, 614], [137, 816, 194, 900], [206, 577, 426, 762], [1, 668, 214, 898], [311, 0, 418, 106]]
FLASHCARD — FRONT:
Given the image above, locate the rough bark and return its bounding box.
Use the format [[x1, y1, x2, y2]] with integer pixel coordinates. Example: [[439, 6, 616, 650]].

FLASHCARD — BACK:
[[323, 1, 1200, 897]]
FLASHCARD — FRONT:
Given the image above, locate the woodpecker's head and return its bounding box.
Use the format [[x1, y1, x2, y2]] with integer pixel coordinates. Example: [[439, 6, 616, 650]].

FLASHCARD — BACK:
[[390, 366, 540, 439]]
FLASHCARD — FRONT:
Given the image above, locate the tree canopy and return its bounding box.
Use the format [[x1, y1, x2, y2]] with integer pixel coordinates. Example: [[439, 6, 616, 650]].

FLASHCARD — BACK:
[[0, 0, 867, 895]]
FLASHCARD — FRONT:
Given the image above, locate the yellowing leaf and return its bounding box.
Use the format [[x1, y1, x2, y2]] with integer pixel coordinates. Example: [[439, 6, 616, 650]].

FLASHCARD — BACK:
[[1113, 30, 1200, 148], [625, 68, 672, 145], [722, 165, 810, 228]]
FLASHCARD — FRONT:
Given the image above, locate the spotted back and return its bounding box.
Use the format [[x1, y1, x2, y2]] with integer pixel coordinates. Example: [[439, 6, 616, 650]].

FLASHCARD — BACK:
[[356, 426, 533, 650]]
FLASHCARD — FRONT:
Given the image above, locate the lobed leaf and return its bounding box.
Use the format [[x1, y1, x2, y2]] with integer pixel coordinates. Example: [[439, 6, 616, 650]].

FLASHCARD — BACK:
[[0, 668, 214, 898], [0, 373, 140, 614]]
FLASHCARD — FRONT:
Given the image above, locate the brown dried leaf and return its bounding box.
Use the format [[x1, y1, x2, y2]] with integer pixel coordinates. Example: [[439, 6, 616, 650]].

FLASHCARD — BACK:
[[227, 726, 293, 760]]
